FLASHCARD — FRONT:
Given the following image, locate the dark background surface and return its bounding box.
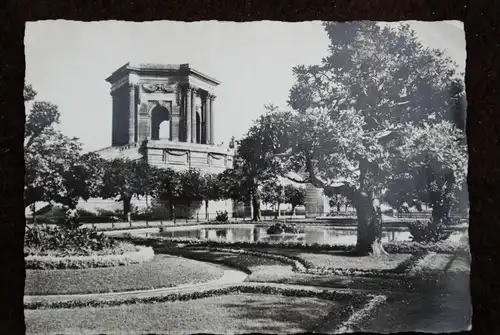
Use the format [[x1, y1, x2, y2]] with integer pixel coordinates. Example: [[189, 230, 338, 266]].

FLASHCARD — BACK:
[[0, 0, 497, 334]]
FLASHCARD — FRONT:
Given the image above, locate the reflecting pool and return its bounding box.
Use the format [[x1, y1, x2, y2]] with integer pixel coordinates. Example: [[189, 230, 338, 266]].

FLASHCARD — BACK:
[[152, 224, 414, 245]]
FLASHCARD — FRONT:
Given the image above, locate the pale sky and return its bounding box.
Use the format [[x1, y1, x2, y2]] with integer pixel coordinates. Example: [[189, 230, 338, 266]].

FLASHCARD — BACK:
[[25, 20, 465, 152]]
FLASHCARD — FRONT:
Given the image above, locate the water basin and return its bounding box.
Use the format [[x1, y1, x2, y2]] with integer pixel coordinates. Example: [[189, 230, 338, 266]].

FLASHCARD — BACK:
[[151, 224, 413, 245]]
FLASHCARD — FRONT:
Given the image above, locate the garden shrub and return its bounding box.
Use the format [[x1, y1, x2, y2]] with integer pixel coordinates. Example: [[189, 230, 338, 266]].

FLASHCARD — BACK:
[[408, 220, 451, 243], [95, 207, 119, 217], [215, 210, 229, 222], [25, 245, 154, 269], [266, 222, 300, 234], [76, 208, 97, 217], [24, 225, 118, 256], [78, 215, 122, 224]]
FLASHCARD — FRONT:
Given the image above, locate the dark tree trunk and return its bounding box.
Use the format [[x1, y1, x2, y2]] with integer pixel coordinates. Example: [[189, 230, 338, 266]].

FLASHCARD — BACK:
[[123, 195, 132, 216], [430, 195, 452, 240], [275, 201, 281, 219], [31, 203, 36, 224], [205, 200, 209, 221], [337, 203, 341, 212], [251, 195, 261, 221], [291, 204, 296, 216], [303, 155, 386, 256], [351, 193, 386, 256]]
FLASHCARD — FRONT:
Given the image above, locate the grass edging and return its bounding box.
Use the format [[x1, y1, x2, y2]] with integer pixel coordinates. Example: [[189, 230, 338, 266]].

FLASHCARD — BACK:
[[25, 284, 374, 310], [333, 295, 388, 333], [25, 246, 155, 270]]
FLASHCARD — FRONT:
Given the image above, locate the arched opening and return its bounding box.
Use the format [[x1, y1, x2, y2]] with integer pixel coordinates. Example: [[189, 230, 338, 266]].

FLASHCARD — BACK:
[[196, 111, 201, 144], [151, 104, 170, 140]]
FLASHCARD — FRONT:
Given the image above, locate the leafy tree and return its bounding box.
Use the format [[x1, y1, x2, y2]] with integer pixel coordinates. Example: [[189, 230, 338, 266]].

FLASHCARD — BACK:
[[151, 167, 181, 217], [200, 173, 224, 220], [100, 158, 154, 215], [328, 193, 350, 212], [283, 184, 306, 214], [176, 169, 203, 217], [261, 180, 285, 218], [55, 152, 106, 209], [397, 121, 467, 228], [259, 22, 465, 255], [24, 84, 83, 213], [221, 118, 280, 221]]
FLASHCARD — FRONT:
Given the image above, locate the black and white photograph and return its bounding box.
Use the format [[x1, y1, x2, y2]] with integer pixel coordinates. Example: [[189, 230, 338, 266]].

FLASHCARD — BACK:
[[23, 20, 470, 334]]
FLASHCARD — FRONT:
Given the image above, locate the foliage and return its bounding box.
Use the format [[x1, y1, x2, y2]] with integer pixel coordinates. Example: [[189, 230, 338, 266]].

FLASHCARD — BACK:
[[267, 222, 300, 235], [328, 193, 351, 211], [283, 184, 306, 211], [215, 210, 229, 222], [251, 22, 466, 255], [388, 120, 468, 227], [408, 220, 451, 243], [200, 173, 225, 202], [261, 179, 285, 209], [24, 84, 102, 210], [56, 152, 106, 208], [100, 158, 157, 215], [151, 167, 181, 206], [24, 128, 82, 208], [220, 113, 283, 220], [24, 225, 118, 256], [176, 168, 203, 205], [25, 246, 154, 270]]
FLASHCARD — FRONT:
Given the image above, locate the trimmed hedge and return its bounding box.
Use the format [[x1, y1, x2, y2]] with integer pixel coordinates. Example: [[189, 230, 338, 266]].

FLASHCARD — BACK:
[[25, 284, 374, 310], [25, 246, 155, 269]]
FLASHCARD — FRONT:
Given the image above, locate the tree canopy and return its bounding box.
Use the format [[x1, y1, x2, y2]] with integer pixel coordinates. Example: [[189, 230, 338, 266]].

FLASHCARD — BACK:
[[24, 84, 85, 209], [254, 22, 467, 255]]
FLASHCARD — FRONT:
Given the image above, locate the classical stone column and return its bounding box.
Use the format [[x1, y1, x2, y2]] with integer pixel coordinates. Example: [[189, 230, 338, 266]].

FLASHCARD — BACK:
[[171, 104, 180, 142], [191, 90, 197, 143], [128, 84, 136, 144], [185, 86, 192, 143], [208, 94, 215, 144], [205, 95, 211, 145]]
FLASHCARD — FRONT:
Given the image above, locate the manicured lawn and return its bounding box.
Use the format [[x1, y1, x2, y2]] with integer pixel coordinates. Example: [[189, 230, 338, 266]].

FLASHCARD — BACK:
[[25, 293, 352, 334], [247, 271, 437, 293], [25, 255, 224, 295], [169, 248, 288, 273], [298, 252, 412, 271], [408, 252, 454, 275]]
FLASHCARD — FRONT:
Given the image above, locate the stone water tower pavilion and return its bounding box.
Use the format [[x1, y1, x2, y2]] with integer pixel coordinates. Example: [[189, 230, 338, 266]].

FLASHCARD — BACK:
[[95, 63, 235, 216], [98, 63, 234, 172]]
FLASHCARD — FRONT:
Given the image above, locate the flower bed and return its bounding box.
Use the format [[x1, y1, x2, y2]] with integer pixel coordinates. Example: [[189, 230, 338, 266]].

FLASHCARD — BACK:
[[25, 283, 372, 309], [25, 254, 224, 295], [25, 245, 155, 269]]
